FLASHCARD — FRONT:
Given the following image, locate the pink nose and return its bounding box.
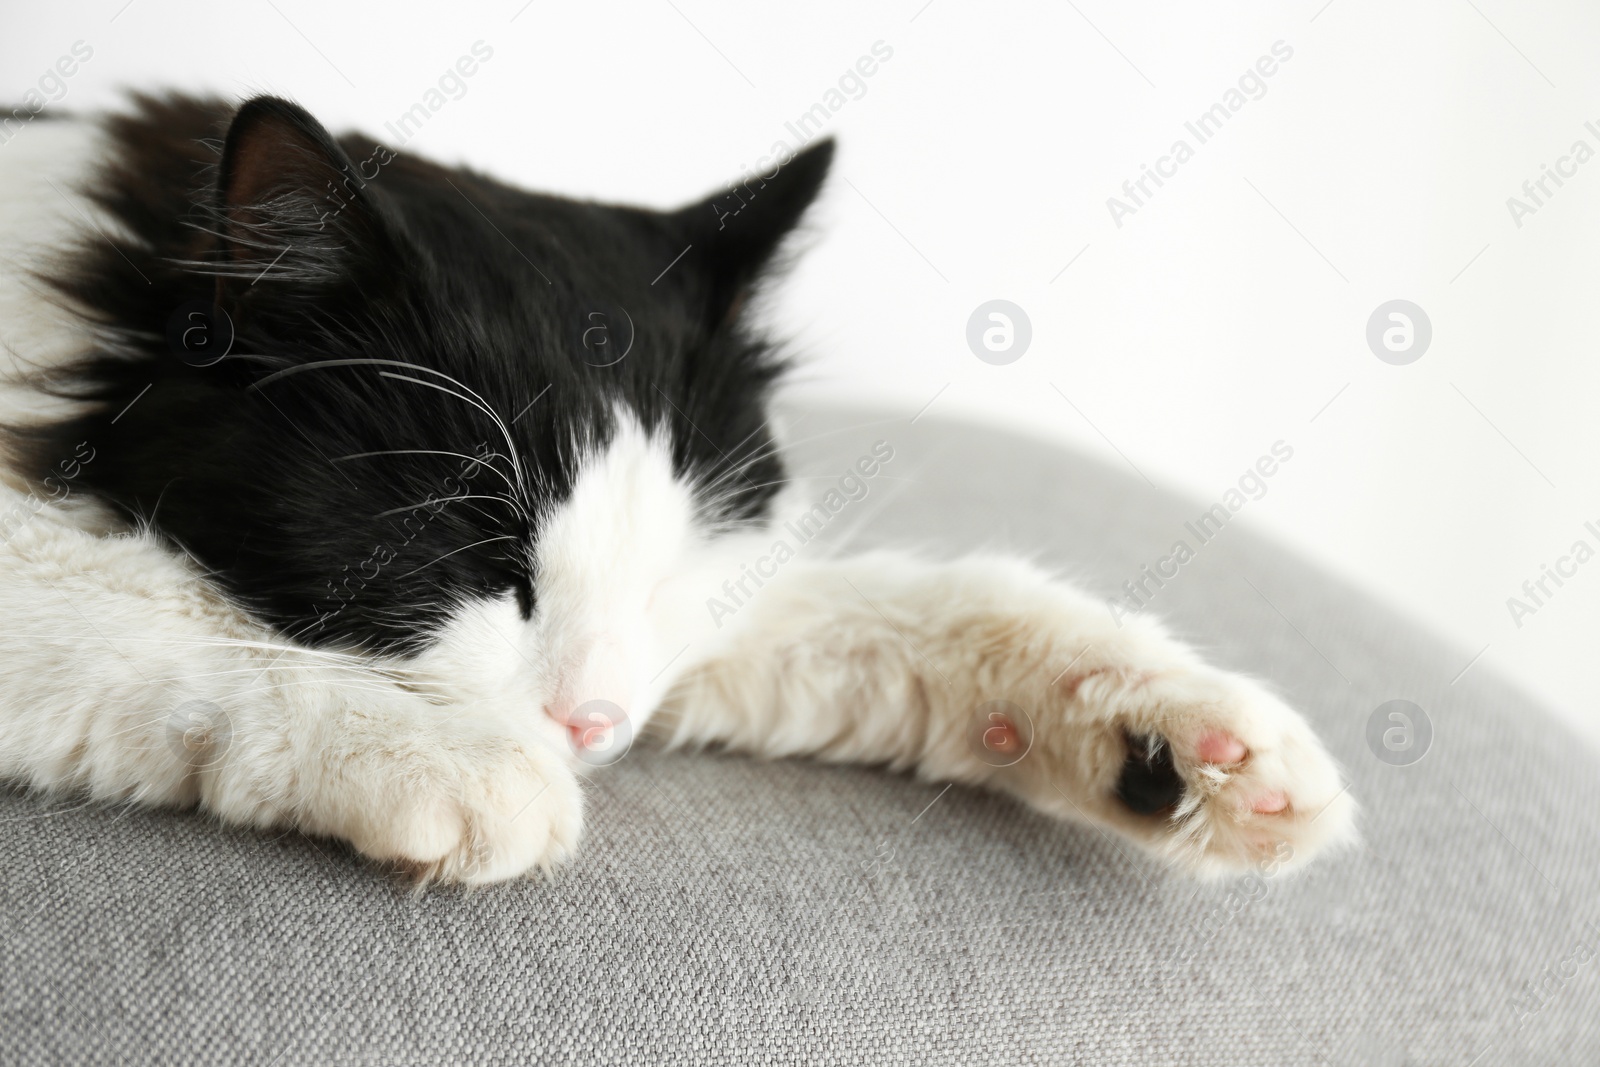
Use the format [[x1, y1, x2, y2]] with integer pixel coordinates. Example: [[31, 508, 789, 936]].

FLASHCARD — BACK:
[[544, 635, 632, 726], [544, 699, 623, 726], [549, 697, 631, 762]]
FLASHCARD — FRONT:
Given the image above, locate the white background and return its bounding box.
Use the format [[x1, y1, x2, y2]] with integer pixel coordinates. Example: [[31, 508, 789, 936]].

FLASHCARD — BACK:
[[5, 1, 1598, 746]]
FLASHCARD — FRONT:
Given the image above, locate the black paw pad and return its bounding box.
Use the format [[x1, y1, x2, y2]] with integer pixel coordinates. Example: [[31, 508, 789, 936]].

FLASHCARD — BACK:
[[1115, 734, 1183, 815]]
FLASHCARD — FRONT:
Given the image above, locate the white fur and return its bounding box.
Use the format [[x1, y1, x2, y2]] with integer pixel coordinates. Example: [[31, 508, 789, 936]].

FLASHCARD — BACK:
[[0, 118, 1355, 884]]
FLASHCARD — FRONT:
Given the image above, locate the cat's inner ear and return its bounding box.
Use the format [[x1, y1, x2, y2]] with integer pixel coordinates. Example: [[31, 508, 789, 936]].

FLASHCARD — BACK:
[[214, 96, 392, 299], [677, 137, 834, 325]]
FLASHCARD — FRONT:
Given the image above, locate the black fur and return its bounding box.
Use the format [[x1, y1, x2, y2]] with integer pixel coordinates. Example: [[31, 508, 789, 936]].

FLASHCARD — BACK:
[[1115, 735, 1184, 815], [14, 93, 833, 654]]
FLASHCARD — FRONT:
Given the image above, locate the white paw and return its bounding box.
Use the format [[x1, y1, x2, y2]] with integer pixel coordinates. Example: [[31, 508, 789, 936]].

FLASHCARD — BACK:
[[324, 725, 583, 886], [999, 664, 1356, 877]]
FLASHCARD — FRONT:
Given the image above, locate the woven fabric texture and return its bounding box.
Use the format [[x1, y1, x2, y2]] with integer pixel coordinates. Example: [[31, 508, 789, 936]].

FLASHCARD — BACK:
[[3, 406, 1598, 1065]]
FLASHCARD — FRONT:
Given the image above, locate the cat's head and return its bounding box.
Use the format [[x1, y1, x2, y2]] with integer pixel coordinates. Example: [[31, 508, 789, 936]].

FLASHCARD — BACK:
[[47, 93, 833, 741]]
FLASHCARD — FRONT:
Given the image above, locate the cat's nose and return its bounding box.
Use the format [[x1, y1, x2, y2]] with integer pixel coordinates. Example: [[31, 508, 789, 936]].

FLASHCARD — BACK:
[[542, 633, 634, 762], [545, 698, 630, 765], [543, 699, 624, 731], [545, 699, 623, 734]]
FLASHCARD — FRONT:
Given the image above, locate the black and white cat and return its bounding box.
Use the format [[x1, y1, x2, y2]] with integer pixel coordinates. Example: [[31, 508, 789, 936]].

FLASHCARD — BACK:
[[0, 94, 1353, 884]]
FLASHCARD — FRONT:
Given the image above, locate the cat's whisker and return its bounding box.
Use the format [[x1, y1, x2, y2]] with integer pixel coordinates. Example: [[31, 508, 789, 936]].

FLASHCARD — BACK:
[[689, 418, 911, 527], [372, 494, 527, 521], [691, 420, 772, 484], [694, 417, 880, 495], [147, 663, 400, 683], [244, 357, 531, 500], [388, 535, 521, 581], [333, 448, 519, 493], [378, 372, 533, 505], [80, 634, 417, 668]]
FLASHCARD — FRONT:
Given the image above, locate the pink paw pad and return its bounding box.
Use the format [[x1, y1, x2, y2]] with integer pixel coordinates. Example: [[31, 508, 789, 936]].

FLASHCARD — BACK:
[[980, 713, 1024, 756], [1195, 731, 1247, 765], [1250, 790, 1289, 815]]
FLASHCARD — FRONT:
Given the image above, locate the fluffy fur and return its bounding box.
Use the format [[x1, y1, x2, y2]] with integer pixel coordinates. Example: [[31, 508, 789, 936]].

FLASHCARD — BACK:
[[0, 95, 1355, 885]]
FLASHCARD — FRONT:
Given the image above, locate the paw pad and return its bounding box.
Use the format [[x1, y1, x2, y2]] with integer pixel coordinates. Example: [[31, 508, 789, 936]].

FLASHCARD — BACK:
[[1194, 730, 1245, 765], [966, 700, 1034, 768], [1250, 789, 1288, 814]]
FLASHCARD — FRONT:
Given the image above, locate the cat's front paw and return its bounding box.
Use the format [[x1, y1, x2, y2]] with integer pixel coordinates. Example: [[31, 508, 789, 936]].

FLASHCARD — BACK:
[[324, 724, 583, 886], [1009, 665, 1356, 878]]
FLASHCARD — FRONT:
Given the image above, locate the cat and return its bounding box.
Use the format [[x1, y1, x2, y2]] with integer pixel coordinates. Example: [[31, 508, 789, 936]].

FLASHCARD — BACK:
[[0, 93, 1355, 884]]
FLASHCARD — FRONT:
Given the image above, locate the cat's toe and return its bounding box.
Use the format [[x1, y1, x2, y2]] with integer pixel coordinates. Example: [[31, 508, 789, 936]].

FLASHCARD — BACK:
[[1193, 730, 1246, 765], [1099, 671, 1357, 877], [345, 732, 583, 886]]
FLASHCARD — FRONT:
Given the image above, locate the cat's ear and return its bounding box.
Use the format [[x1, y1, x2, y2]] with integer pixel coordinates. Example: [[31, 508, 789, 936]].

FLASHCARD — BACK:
[[676, 138, 834, 323], [212, 96, 396, 306]]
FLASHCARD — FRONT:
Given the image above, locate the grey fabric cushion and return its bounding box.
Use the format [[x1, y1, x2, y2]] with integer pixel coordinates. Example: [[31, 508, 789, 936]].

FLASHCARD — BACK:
[[4, 405, 1598, 1066]]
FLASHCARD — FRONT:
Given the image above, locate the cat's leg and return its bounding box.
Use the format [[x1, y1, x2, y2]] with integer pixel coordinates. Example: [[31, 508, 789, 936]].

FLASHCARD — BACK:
[[650, 547, 1355, 877], [0, 503, 578, 884]]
